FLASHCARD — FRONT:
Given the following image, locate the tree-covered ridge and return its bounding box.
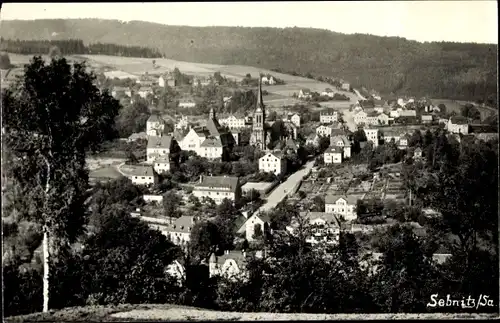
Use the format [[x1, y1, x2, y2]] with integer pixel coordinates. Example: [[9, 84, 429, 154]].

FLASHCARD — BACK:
[[0, 38, 163, 58], [1, 19, 497, 104]]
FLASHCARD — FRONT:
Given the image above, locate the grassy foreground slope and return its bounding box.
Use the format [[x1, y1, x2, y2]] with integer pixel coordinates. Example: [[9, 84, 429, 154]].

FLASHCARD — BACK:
[[5, 304, 497, 322], [0, 19, 497, 103]]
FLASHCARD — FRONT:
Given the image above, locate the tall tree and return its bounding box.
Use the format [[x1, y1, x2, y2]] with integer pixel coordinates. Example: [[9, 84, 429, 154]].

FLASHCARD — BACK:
[[2, 56, 120, 311]]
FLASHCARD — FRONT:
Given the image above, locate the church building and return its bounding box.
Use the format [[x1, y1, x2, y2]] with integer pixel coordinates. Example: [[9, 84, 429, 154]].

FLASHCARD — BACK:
[[250, 77, 272, 150]]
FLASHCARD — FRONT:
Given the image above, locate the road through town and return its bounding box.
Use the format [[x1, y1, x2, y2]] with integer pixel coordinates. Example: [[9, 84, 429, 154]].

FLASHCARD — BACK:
[[254, 160, 315, 215]]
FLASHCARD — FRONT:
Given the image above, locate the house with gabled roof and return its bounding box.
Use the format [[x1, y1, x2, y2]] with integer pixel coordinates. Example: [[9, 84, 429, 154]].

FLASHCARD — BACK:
[[330, 135, 352, 158], [413, 147, 423, 159], [320, 109, 339, 124], [447, 116, 469, 134], [321, 88, 335, 98], [146, 114, 166, 137], [316, 123, 342, 137], [147, 135, 177, 164], [193, 175, 241, 205], [290, 212, 342, 245], [179, 98, 196, 109], [162, 216, 196, 246], [324, 146, 343, 164], [158, 73, 176, 87], [324, 195, 359, 222], [219, 113, 247, 129], [341, 82, 351, 91], [259, 151, 287, 176], [398, 133, 411, 150], [237, 212, 271, 242], [298, 88, 312, 99], [306, 133, 321, 147], [354, 110, 368, 125], [199, 137, 224, 159], [364, 128, 380, 147], [209, 250, 248, 280], [120, 164, 158, 186]]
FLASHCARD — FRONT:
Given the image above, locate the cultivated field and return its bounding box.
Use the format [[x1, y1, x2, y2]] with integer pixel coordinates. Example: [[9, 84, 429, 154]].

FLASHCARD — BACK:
[[3, 53, 360, 109]]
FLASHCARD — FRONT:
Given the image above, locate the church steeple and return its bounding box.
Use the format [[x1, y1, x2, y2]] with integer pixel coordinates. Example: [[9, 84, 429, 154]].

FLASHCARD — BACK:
[[256, 76, 265, 113]]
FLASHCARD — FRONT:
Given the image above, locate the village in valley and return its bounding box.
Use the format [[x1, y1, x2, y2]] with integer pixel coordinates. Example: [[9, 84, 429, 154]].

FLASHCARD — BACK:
[[1, 3, 498, 319], [78, 61, 497, 281]]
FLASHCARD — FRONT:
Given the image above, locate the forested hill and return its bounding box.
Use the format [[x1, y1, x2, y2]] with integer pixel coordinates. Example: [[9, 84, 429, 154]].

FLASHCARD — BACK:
[[1, 19, 497, 103]]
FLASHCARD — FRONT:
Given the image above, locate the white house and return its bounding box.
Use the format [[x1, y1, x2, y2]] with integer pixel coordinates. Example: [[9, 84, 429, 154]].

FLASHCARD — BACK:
[[389, 110, 400, 118], [414, 147, 423, 159], [158, 74, 176, 88], [259, 151, 287, 176], [325, 195, 358, 222], [237, 212, 270, 242], [316, 124, 341, 137], [120, 165, 158, 186], [199, 137, 224, 159], [320, 109, 338, 124], [290, 212, 341, 245], [261, 75, 276, 85], [209, 251, 248, 280], [219, 114, 246, 129], [178, 99, 196, 109], [330, 135, 351, 158], [341, 83, 350, 91], [447, 116, 469, 134], [147, 135, 174, 164], [324, 146, 343, 164], [398, 133, 411, 150], [290, 114, 301, 127], [162, 216, 195, 246], [365, 111, 381, 126], [364, 128, 379, 147], [146, 114, 166, 137], [193, 175, 241, 205], [179, 127, 207, 153], [298, 88, 312, 99], [354, 111, 367, 125], [377, 113, 390, 125], [306, 133, 321, 147], [153, 157, 171, 174], [321, 88, 335, 98]]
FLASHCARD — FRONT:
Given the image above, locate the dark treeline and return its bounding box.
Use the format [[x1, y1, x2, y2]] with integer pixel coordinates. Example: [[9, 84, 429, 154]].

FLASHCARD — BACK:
[[0, 38, 163, 58]]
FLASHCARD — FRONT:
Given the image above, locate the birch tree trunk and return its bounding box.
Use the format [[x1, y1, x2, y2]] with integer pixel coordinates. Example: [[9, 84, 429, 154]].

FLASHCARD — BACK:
[[43, 229, 50, 312], [43, 155, 52, 313]]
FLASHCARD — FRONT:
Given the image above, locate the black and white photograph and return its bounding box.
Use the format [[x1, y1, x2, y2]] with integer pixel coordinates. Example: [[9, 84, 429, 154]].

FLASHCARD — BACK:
[[1, 1, 498, 321]]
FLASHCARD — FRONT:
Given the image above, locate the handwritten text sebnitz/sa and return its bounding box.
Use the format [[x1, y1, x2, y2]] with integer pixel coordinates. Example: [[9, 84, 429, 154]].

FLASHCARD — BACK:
[[427, 294, 495, 309]]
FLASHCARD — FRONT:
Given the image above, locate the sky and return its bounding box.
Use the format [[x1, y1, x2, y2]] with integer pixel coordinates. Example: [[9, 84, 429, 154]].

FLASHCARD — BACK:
[[1, 1, 498, 44]]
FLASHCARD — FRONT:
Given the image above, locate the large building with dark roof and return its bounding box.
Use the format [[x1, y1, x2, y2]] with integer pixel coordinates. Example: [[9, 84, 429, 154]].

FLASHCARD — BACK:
[[193, 175, 241, 205]]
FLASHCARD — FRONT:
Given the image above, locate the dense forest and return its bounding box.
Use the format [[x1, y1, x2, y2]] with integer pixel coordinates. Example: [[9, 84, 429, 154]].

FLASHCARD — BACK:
[[0, 38, 163, 58], [0, 19, 497, 103]]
